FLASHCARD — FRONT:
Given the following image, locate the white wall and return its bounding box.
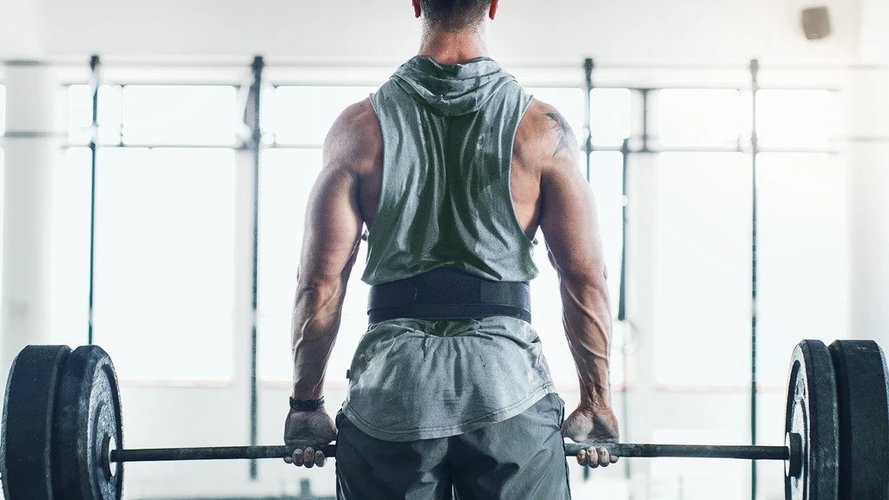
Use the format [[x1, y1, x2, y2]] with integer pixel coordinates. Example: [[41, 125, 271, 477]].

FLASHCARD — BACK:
[[33, 0, 862, 65], [859, 0, 889, 61], [0, 0, 44, 58], [847, 0, 889, 349], [848, 71, 889, 348]]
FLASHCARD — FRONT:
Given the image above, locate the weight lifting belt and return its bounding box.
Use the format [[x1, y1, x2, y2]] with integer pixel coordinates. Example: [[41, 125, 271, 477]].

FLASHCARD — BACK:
[[367, 268, 531, 324]]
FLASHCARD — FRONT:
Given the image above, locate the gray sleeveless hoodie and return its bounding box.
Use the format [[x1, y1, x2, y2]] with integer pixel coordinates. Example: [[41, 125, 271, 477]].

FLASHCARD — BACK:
[[343, 57, 555, 442], [363, 56, 538, 285]]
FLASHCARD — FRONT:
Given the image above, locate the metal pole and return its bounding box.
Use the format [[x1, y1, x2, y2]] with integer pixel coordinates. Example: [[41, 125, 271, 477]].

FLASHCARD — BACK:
[[86, 55, 101, 346], [618, 137, 632, 488], [245, 55, 265, 481], [639, 89, 651, 153], [583, 58, 595, 181], [114, 444, 338, 463], [110, 442, 789, 463], [618, 138, 630, 322], [581, 57, 595, 484], [749, 58, 761, 500]]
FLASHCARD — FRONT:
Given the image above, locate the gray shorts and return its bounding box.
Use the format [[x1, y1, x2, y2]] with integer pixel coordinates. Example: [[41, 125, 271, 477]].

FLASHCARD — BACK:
[[335, 393, 572, 500]]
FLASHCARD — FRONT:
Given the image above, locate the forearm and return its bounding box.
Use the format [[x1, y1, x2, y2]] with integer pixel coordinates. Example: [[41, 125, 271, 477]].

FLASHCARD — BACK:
[[559, 275, 614, 409], [291, 279, 346, 400]]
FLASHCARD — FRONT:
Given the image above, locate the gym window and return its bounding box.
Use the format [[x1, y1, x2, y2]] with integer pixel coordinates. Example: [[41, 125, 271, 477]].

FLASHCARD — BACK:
[[68, 84, 238, 146], [656, 89, 744, 148], [590, 88, 633, 148], [756, 90, 837, 148], [652, 152, 752, 387], [90, 148, 237, 382], [756, 152, 847, 384], [650, 89, 848, 390], [56, 85, 239, 383], [262, 85, 376, 146]]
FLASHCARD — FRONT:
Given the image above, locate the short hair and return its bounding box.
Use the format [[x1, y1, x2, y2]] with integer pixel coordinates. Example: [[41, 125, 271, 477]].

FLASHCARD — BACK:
[[420, 0, 491, 31]]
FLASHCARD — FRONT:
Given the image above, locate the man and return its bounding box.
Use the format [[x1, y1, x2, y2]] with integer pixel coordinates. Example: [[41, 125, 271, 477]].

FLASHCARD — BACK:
[[283, 1, 620, 498]]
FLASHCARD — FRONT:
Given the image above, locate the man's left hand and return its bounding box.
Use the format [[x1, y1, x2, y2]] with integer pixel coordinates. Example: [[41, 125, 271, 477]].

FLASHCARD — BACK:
[[562, 405, 621, 468]]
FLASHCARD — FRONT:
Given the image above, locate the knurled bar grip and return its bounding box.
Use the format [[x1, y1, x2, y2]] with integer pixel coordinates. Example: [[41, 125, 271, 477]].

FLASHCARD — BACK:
[[568, 443, 789, 460], [110, 443, 790, 463]]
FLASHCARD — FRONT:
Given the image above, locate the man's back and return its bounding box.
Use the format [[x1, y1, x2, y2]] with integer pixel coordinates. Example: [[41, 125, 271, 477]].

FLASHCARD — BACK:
[[328, 90, 580, 254]]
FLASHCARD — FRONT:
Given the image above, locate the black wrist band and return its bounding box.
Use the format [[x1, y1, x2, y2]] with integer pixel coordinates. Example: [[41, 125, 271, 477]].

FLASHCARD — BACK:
[[290, 396, 325, 412]]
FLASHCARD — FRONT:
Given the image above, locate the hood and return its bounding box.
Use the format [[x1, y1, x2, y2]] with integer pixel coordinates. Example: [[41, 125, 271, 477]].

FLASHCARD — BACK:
[[392, 56, 515, 117]]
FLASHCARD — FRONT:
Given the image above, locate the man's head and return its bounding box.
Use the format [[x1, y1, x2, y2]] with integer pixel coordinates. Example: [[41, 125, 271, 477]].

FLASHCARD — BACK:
[[412, 0, 498, 32]]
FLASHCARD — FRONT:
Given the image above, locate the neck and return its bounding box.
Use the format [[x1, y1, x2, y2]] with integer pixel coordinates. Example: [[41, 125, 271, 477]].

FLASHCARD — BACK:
[[418, 23, 489, 65]]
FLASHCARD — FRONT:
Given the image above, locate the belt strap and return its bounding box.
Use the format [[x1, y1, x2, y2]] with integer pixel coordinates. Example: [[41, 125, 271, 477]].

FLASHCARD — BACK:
[[367, 268, 531, 323]]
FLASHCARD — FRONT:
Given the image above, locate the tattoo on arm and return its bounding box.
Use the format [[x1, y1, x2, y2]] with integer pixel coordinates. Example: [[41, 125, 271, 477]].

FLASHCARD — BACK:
[[545, 112, 577, 157]]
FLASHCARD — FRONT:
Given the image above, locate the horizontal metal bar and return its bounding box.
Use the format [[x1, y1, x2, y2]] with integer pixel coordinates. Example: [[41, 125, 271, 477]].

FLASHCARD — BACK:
[[60, 143, 245, 150], [7, 56, 889, 72], [589, 145, 841, 155], [50, 77, 844, 92], [2, 131, 68, 139], [2, 58, 249, 69], [2, 60, 50, 67], [112, 445, 336, 463], [565, 443, 789, 461], [111, 442, 788, 463], [585, 85, 840, 92], [55, 142, 841, 155]]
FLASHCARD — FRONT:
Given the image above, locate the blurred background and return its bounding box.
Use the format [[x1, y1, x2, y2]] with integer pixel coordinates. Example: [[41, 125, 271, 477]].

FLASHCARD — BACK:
[[1, 0, 888, 499]]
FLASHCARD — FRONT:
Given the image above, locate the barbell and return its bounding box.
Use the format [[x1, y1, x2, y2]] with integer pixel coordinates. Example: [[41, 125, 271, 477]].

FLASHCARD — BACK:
[[1, 339, 887, 500]]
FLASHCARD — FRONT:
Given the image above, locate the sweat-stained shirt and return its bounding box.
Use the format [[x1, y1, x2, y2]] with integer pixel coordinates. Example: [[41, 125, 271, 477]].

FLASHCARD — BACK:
[[341, 56, 556, 441]]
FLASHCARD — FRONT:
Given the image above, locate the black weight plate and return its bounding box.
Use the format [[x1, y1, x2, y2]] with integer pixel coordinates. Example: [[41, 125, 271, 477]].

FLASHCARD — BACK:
[[1, 345, 71, 500], [54, 345, 124, 500], [785, 339, 839, 500], [829, 340, 889, 499]]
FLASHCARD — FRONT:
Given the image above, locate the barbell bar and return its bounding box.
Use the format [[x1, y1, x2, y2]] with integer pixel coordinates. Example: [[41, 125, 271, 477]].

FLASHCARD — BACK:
[[2, 338, 887, 500], [107, 442, 791, 463]]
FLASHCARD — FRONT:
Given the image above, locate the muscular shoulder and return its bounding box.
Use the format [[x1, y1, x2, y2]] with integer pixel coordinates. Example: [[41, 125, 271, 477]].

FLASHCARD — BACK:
[[514, 99, 580, 177], [323, 98, 383, 177]]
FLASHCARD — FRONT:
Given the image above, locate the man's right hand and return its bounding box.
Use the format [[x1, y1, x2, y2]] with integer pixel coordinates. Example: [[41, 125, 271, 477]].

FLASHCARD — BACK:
[[283, 408, 337, 468], [561, 405, 621, 469]]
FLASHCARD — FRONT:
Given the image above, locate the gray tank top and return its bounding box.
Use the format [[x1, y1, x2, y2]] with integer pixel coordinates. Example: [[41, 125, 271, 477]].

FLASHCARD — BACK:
[[363, 56, 538, 285], [343, 57, 555, 442]]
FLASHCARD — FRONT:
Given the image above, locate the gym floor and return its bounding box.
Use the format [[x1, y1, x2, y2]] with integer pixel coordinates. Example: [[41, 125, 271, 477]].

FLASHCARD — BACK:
[[1, 1, 888, 499]]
